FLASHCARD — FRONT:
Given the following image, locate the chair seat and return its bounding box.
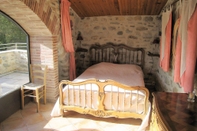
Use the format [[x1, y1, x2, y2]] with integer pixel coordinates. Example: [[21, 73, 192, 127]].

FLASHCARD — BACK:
[[23, 83, 44, 90]]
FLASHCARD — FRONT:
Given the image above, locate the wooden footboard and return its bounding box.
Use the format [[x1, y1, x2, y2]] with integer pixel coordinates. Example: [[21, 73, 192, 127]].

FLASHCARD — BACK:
[[59, 79, 149, 120]]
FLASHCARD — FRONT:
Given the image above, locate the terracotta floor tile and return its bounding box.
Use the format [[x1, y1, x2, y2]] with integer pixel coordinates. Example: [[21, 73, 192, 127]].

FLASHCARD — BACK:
[[0, 102, 148, 131], [27, 120, 51, 131], [23, 113, 46, 126], [20, 107, 39, 117], [1, 118, 26, 131], [23, 102, 37, 109], [41, 121, 54, 130], [55, 124, 77, 131], [41, 111, 53, 121], [39, 103, 54, 112], [7, 126, 29, 131], [47, 117, 72, 129], [102, 123, 138, 131], [2, 110, 22, 123], [74, 120, 103, 131]]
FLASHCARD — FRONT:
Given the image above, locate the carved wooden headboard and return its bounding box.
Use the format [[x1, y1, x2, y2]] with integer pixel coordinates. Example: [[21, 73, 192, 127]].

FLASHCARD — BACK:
[[89, 43, 145, 69]]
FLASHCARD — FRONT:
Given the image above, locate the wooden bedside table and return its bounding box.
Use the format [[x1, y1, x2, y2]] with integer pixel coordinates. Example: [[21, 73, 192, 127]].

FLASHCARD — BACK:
[[150, 92, 197, 131]]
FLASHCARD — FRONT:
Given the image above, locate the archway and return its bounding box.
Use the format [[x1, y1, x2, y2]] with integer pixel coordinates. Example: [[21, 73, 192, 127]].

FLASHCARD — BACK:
[[0, 0, 60, 102]]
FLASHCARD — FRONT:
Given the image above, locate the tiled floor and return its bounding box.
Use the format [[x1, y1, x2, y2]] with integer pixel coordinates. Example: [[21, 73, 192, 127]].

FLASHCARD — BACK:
[[0, 72, 151, 131], [0, 102, 150, 131]]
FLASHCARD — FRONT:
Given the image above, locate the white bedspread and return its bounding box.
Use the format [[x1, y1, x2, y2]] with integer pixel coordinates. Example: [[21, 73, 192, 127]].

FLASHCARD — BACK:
[[74, 62, 145, 86], [51, 62, 150, 131]]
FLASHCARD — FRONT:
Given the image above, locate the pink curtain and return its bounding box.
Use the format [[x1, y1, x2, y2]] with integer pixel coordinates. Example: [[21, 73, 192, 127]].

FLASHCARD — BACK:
[[180, 6, 197, 92], [61, 0, 76, 80], [174, 5, 197, 92], [160, 13, 172, 72], [173, 18, 181, 82], [174, 34, 182, 83]]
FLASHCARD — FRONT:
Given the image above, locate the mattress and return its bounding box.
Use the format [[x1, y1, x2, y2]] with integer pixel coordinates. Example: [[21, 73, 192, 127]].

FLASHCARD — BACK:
[[74, 62, 145, 86]]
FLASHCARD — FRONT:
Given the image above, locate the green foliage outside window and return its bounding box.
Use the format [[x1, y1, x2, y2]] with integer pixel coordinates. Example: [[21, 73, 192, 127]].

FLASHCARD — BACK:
[[0, 13, 27, 51]]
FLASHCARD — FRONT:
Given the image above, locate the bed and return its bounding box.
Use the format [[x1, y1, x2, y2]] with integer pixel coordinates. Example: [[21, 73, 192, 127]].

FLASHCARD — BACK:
[[51, 43, 150, 130]]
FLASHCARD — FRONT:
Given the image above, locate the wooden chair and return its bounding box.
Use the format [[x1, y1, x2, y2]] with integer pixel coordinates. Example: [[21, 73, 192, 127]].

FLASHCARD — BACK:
[[21, 64, 47, 112]]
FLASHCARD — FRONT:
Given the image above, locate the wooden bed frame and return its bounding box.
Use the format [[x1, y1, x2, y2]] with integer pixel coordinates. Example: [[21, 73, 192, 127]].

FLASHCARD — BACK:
[[59, 79, 149, 120], [58, 43, 149, 120]]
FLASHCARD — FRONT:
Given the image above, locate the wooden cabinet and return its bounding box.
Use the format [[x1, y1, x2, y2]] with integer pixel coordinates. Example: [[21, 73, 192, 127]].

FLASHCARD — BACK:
[[150, 94, 170, 131], [150, 92, 197, 131]]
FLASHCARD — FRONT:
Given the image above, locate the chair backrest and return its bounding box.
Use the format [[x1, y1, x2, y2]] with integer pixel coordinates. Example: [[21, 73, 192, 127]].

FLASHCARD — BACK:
[[30, 64, 47, 85]]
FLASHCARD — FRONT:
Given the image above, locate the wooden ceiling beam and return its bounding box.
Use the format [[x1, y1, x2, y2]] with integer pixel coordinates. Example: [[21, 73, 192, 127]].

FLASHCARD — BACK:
[[114, 0, 121, 15], [69, 0, 168, 18]]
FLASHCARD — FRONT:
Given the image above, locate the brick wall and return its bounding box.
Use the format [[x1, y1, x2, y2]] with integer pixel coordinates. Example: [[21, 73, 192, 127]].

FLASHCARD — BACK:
[[0, 0, 61, 102]]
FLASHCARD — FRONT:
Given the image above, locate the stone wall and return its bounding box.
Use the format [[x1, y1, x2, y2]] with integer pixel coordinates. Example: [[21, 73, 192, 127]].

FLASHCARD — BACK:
[[61, 3, 197, 94], [15, 50, 28, 72], [0, 50, 28, 75], [0, 51, 16, 75], [74, 16, 161, 78], [60, 10, 162, 81]]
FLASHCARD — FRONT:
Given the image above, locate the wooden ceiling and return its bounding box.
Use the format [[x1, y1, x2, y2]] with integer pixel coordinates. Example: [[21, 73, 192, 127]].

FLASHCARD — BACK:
[[69, 0, 168, 18]]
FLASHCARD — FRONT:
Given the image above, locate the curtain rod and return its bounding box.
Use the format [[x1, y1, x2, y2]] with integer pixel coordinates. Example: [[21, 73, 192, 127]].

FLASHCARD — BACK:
[[159, 0, 179, 16], [162, 0, 179, 11]]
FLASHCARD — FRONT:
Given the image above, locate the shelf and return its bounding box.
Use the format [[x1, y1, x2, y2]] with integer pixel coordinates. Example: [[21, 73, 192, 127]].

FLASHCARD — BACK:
[[148, 52, 160, 57], [76, 47, 88, 52]]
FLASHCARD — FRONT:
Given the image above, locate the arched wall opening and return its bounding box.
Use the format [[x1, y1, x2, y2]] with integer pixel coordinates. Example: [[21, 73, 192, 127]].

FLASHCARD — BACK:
[[0, 0, 61, 102]]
